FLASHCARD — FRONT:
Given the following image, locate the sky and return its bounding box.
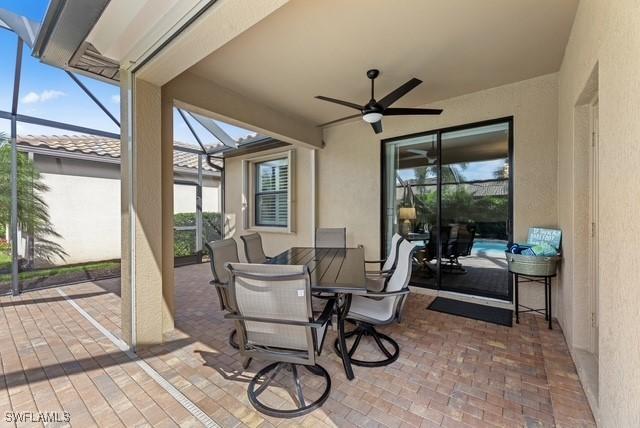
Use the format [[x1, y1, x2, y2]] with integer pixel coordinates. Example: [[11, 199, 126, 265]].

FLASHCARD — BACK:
[[398, 158, 507, 183], [0, 0, 256, 147]]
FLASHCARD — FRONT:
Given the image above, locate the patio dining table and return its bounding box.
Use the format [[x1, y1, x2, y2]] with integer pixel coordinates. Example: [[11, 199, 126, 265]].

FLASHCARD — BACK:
[[266, 246, 367, 380]]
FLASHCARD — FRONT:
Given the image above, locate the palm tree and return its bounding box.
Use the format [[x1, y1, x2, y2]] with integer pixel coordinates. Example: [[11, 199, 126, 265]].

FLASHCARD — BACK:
[[0, 133, 67, 267]]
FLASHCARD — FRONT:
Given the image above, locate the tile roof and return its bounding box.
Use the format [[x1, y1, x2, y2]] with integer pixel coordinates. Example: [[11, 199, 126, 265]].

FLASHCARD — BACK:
[[402, 178, 509, 197], [16, 135, 215, 171]]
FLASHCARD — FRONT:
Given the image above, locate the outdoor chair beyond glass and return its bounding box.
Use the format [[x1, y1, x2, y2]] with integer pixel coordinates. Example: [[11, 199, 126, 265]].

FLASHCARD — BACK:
[[225, 263, 334, 418], [315, 227, 347, 248], [334, 240, 417, 367], [240, 233, 271, 263], [204, 238, 241, 349], [442, 223, 477, 272]]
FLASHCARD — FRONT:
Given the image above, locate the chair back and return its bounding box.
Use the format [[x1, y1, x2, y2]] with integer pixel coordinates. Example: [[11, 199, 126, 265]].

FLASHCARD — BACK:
[[424, 225, 450, 261], [386, 240, 417, 293], [382, 233, 404, 272], [315, 227, 346, 248], [226, 263, 316, 362], [204, 238, 239, 311], [359, 239, 416, 324], [240, 233, 268, 263]]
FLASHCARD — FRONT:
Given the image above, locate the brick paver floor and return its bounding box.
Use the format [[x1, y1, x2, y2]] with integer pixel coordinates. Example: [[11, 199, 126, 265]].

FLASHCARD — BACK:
[[0, 263, 595, 427]]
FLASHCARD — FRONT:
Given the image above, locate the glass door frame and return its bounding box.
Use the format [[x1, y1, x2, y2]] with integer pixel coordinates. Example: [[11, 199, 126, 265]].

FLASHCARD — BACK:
[[380, 116, 514, 302]]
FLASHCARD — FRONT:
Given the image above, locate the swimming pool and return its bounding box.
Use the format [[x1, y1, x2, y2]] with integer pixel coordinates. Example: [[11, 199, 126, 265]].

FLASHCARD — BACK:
[[471, 239, 508, 258]]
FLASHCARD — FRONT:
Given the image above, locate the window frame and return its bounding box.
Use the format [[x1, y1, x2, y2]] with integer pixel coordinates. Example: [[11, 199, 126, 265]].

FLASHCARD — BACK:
[[254, 157, 289, 228], [243, 149, 296, 233]]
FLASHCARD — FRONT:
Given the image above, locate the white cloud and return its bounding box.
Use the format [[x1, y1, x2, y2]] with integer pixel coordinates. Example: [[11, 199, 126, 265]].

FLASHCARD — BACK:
[[21, 89, 66, 104], [21, 92, 40, 104], [111, 94, 120, 104]]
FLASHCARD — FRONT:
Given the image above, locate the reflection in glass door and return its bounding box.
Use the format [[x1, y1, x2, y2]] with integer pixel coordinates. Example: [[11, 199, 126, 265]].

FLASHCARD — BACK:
[[382, 119, 513, 301], [439, 122, 511, 299], [383, 133, 439, 289]]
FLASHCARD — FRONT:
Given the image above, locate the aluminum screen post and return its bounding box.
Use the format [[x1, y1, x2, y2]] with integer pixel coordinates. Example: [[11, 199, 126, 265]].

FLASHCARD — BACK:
[[196, 155, 203, 254], [10, 38, 23, 296], [10, 120, 19, 296]]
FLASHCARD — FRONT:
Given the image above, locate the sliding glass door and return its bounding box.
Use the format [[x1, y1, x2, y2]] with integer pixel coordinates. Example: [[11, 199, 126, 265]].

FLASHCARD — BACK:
[[383, 132, 439, 289], [382, 118, 513, 301]]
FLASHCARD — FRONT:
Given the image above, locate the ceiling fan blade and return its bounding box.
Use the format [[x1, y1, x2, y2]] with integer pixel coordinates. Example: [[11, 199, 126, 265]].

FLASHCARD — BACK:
[[384, 107, 443, 116], [378, 78, 422, 108], [315, 96, 363, 110], [371, 121, 383, 134], [318, 113, 361, 127]]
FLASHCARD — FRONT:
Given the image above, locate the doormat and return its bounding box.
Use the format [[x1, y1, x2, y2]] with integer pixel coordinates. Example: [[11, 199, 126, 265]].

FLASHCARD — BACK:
[[427, 297, 513, 327]]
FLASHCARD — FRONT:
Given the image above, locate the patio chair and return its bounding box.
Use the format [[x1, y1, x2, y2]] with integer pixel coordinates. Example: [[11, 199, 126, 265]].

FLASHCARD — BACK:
[[315, 227, 346, 248], [224, 263, 334, 418], [334, 239, 417, 367], [417, 225, 450, 271], [240, 233, 271, 263], [204, 238, 241, 349], [364, 233, 404, 292], [442, 223, 476, 272]]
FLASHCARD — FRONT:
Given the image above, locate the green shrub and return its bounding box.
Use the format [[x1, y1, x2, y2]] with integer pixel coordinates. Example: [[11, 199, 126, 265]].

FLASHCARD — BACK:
[[173, 212, 222, 257]]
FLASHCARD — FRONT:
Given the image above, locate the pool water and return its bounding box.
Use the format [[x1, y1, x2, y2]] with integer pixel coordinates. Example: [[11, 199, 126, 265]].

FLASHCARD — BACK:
[[471, 239, 508, 258]]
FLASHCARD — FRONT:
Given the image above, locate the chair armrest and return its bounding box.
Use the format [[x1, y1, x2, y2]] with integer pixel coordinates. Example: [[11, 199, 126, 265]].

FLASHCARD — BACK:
[[361, 289, 410, 298], [224, 313, 329, 329], [209, 280, 229, 289], [365, 270, 391, 276], [313, 298, 336, 326]]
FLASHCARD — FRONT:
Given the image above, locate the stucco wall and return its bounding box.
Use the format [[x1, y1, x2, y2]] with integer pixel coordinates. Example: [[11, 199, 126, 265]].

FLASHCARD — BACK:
[[558, 0, 640, 424], [318, 73, 559, 309], [31, 155, 220, 265], [224, 146, 315, 260]]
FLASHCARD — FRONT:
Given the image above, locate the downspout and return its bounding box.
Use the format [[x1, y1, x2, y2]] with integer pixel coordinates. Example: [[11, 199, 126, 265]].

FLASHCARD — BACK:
[[206, 155, 225, 240], [311, 149, 317, 246]]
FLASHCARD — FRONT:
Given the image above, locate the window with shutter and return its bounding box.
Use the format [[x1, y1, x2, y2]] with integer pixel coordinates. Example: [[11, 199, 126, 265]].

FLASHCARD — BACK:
[[254, 158, 288, 227]]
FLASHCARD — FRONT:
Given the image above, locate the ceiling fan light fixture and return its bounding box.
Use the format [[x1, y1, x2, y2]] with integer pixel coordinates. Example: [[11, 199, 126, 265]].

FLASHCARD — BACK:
[[315, 69, 443, 133], [362, 112, 383, 123]]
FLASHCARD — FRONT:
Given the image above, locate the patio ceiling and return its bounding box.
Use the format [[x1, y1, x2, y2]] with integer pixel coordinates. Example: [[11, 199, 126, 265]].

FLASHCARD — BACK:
[[188, 0, 578, 126]]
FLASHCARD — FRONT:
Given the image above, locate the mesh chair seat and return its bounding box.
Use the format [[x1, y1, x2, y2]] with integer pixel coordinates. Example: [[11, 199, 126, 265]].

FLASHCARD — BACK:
[[226, 262, 333, 418], [348, 294, 397, 324], [335, 240, 417, 368]]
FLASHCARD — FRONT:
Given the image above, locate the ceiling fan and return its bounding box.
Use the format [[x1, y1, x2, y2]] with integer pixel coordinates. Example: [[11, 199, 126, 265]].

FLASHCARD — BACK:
[[315, 69, 443, 134], [406, 147, 437, 165]]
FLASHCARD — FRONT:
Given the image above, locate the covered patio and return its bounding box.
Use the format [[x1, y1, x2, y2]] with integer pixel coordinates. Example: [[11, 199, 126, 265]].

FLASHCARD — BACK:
[[0, 264, 594, 427], [3, 0, 640, 426]]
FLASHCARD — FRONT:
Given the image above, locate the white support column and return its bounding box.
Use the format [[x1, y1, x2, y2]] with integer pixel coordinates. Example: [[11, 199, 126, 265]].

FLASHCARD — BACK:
[[120, 70, 175, 348]]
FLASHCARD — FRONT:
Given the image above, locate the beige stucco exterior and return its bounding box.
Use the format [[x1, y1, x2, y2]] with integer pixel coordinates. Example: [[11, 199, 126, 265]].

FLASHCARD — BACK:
[[120, 76, 175, 346], [557, 0, 640, 424], [21, 155, 219, 266]]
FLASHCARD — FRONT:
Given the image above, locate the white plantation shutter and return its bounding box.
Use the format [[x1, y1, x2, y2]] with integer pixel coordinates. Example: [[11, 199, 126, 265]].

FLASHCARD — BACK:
[[255, 158, 288, 227]]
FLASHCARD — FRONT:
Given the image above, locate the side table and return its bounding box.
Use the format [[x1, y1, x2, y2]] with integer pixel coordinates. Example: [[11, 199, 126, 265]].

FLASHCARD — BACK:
[[512, 272, 556, 329]]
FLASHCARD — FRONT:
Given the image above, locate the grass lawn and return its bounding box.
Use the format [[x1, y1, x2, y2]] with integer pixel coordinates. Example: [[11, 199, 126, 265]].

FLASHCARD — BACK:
[[0, 260, 120, 283]]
